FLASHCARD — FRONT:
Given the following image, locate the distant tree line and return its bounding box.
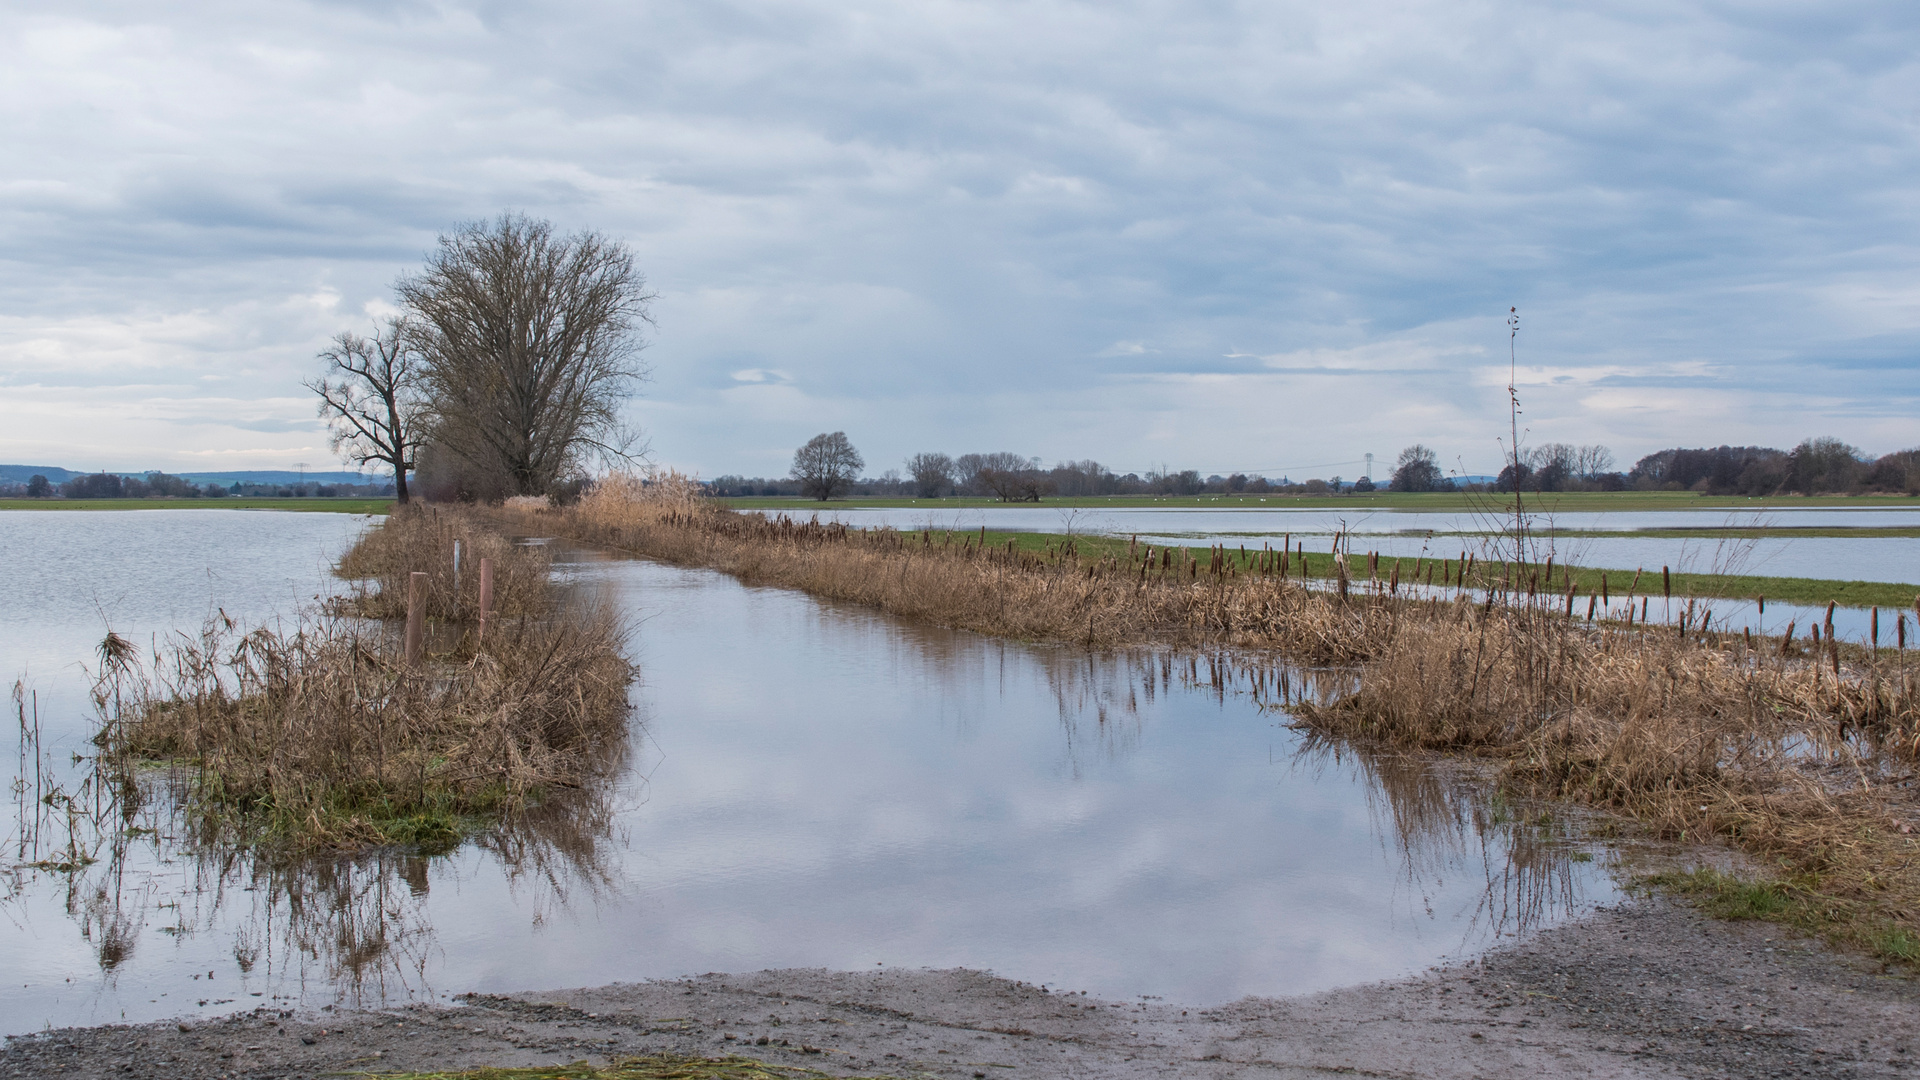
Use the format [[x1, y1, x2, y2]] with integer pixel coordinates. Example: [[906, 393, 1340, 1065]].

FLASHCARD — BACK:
[[3, 471, 394, 500], [707, 432, 1920, 502], [1620, 438, 1920, 495]]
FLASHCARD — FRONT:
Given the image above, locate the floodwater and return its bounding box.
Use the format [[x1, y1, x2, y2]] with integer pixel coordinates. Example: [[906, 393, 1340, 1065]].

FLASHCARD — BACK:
[[0, 511, 1613, 1035], [804, 505, 1920, 585]]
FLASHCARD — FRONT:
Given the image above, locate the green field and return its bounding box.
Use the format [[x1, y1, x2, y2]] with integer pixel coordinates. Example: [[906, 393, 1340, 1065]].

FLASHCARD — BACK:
[[0, 497, 392, 513], [718, 491, 1920, 512]]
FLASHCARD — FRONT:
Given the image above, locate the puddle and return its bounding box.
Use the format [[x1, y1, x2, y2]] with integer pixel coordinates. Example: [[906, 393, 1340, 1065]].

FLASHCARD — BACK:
[[1, 511, 1615, 1034]]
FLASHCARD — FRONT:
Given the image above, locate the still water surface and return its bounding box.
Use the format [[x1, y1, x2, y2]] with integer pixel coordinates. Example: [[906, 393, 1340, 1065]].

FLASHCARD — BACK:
[[1, 511, 1611, 1035], [806, 506, 1920, 585]]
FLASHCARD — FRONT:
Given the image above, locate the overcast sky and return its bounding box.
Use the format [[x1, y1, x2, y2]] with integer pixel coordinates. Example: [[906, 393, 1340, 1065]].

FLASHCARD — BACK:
[[2, 1, 1917, 481]]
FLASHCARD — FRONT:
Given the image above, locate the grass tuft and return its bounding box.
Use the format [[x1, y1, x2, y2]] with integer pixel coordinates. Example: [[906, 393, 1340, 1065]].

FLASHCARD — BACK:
[[1649, 868, 1920, 964]]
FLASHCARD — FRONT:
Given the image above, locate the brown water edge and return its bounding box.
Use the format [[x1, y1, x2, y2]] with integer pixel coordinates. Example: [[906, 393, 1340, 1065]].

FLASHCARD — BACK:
[[488, 479, 1920, 963]]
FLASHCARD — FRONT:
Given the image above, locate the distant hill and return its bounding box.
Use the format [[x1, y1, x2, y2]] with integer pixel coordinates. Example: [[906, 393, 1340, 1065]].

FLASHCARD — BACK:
[[0, 465, 82, 483], [1, 465, 374, 486], [174, 470, 374, 486]]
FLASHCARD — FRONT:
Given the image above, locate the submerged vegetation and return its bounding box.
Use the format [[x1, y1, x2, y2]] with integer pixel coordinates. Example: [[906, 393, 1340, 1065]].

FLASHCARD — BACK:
[[498, 477, 1920, 960], [88, 507, 633, 852]]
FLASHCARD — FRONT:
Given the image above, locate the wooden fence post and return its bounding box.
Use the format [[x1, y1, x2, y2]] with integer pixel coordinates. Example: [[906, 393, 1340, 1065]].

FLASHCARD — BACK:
[[478, 557, 495, 644], [405, 571, 427, 666]]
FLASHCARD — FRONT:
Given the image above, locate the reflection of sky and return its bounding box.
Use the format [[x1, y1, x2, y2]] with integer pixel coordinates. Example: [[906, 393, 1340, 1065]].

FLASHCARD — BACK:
[[0, 510, 374, 755], [0, 513, 1612, 1034], [799, 506, 1920, 585]]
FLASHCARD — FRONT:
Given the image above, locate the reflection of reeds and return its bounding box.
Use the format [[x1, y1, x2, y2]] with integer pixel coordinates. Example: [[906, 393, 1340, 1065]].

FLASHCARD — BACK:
[[10, 750, 626, 1000], [1291, 732, 1586, 941], [505, 486, 1920, 959]]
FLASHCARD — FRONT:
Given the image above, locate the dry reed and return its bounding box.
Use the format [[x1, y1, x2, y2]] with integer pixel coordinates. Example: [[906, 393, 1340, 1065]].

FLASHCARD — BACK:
[[95, 516, 634, 853], [496, 481, 1920, 958], [335, 502, 553, 622]]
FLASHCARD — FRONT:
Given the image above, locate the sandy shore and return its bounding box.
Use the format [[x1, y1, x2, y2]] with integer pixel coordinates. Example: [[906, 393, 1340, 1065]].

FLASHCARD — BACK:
[[3, 896, 1913, 1079]]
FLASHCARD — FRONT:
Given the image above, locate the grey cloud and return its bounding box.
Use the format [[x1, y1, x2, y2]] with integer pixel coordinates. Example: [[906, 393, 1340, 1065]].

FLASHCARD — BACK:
[[3, 1, 1920, 473]]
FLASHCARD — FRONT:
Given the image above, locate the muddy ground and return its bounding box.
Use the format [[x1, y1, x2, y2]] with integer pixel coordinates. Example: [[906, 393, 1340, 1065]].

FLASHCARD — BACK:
[[2, 896, 1913, 1079]]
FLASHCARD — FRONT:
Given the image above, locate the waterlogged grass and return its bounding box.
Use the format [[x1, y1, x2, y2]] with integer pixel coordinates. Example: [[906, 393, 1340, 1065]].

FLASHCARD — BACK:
[[362, 1055, 899, 1080], [0, 496, 392, 513], [188, 779, 490, 855], [899, 526, 1920, 610], [719, 491, 1920, 512], [1649, 868, 1920, 965]]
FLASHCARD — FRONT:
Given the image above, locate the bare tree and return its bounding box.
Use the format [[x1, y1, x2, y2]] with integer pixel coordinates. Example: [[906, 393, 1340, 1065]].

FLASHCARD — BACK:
[[397, 214, 655, 497], [1525, 442, 1578, 491], [1786, 436, 1865, 494], [966, 452, 1041, 500], [305, 318, 427, 503], [953, 453, 989, 494], [1389, 444, 1445, 492], [1575, 444, 1615, 481], [906, 452, 956, 497], [1049, 460, 1115, 496], [792, 432, 864, 500]]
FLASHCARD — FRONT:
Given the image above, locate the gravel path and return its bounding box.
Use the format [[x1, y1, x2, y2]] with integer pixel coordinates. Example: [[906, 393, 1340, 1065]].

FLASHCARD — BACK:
[[4, 897, 1913, 1079]]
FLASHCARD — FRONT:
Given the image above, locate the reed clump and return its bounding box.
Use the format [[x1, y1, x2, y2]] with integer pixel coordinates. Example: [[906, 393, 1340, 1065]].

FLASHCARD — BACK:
[[335, 502, 553, 621], [500, 481, 1920, 957], [95, 516, 633, 853]]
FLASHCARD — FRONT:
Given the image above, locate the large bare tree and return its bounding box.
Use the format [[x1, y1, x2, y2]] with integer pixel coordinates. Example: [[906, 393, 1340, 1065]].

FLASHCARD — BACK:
[[306, 317, 427, 503], [792, 432, 864, 500], [398, 214, 655, 496], [905, 451, 956, 497]]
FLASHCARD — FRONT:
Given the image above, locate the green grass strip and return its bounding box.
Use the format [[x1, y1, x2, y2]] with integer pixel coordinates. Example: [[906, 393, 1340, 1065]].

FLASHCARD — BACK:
[[899, 527, 1920, 610], [1647, 869, 1920, 965]]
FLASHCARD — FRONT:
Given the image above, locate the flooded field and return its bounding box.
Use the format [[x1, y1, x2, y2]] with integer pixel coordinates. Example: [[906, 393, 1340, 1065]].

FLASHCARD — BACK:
[[0, 511, 1612, 1035], [809, 505, 1920, 586]]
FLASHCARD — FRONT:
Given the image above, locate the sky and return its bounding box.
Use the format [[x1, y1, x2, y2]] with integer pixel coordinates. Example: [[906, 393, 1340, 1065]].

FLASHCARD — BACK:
[[2, 0, 1918, 482]]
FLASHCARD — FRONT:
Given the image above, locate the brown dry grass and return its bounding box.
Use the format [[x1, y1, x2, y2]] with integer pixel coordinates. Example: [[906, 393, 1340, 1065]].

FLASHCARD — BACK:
[[335, 502, 554, 622], [494, 479, 1920, 958], [95, 516, 634, 853]]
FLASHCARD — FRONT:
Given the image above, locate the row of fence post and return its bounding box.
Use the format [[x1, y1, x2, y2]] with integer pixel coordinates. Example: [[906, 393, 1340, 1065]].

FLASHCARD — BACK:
[[404, 556, 495, 667]]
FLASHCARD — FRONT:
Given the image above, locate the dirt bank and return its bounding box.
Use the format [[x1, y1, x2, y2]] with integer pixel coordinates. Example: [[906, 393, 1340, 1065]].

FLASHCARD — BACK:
[[4, 896, 1913, 1079]]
